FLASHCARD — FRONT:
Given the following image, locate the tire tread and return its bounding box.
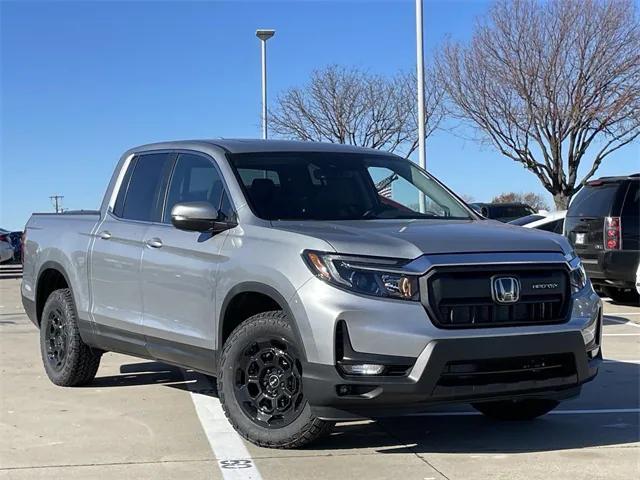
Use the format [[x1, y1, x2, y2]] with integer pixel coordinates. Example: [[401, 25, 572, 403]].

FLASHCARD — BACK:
[[218, 311, 333, 449], [40, 288, 101, 387]]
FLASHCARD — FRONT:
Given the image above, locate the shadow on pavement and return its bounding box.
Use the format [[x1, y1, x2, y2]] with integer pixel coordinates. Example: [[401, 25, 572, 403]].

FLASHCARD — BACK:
[[604, 315, 640, 327], [91, 359, 639, 454]]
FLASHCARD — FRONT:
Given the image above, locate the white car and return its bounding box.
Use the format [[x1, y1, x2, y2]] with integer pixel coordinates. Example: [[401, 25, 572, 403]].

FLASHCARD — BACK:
[[0, 240, 13, 264], [509, 210, 567, 234]]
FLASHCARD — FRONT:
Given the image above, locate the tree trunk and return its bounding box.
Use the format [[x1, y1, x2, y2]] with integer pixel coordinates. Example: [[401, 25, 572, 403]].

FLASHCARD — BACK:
[[553, 193, 570, 211]]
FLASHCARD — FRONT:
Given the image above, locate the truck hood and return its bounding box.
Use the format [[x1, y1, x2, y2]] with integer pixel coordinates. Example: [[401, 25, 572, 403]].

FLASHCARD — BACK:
[[272, 219, 573, 259]]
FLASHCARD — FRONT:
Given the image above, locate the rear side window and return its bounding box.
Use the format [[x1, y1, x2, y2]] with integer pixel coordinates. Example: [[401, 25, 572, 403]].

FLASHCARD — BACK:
[[163, 153, 225, 223], [568, 184, 619, 217], [112, 157, 136, 218], [118, 153, 174, 222], [622, 182, 639, 218]]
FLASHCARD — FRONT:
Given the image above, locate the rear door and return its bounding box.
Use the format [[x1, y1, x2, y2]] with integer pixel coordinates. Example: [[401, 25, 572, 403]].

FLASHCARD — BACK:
[[565, 181, 626, 268], [89, 152, 175, 354]]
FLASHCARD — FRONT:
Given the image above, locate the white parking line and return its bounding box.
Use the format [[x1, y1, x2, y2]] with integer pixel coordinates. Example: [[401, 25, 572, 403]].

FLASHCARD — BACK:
[[604, 312, 640, 316], [603, 333, 640, 337], [408, 408, 640, 417], [185, 372, 263, 480], [603, 359, 640, 364]]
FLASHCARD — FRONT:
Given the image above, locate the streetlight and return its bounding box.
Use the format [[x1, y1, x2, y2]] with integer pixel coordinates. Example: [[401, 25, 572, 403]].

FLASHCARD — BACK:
[[415, 0, 426, 213], [256, 29, 275, 140]]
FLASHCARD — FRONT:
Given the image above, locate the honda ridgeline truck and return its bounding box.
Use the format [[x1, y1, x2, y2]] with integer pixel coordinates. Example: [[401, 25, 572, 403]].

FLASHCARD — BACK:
[[22, 140, 602, 448]]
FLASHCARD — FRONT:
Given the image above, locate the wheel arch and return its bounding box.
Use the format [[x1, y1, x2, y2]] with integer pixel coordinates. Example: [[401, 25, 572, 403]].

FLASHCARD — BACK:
[[219, 282, 307, 362], [35, 261, 73, 326]]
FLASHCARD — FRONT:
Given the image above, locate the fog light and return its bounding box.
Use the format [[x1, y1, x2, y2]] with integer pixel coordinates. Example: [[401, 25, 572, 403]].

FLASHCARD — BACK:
[[340, 364, 385, 375]]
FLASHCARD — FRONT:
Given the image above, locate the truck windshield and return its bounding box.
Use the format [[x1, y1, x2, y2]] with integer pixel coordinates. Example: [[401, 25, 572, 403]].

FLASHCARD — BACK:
[[226, 152, 472, 221]]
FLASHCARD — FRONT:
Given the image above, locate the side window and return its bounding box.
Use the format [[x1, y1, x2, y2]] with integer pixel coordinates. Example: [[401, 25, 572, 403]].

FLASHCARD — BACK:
[[622, 182, 639, 218], [113, 157, 137, 218], [163, 153, 225, 223], [219, 191, 235, 222], [118, 153, 174, 222]]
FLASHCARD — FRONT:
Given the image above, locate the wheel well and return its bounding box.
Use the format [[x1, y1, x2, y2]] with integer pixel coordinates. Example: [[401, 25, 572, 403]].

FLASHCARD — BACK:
[[221, 291, 282, 347], [36, 268, 69, 325]]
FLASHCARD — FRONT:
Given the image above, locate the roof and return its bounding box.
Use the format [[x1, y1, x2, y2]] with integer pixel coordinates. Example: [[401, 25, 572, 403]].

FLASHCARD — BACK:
[[129, 139, 393, 156], [589, 173, 640, 184]]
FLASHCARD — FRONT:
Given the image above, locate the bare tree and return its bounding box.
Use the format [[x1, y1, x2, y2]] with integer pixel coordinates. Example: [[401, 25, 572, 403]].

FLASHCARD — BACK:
[[269, 65, 445, 158], [492, 192, 551, 211], [437, 0, 640, 209]]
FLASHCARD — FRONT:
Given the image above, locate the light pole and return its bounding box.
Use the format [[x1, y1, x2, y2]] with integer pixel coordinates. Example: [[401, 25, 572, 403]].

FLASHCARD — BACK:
[[415, 0, 426, 213], [256, 29, 275, 140]]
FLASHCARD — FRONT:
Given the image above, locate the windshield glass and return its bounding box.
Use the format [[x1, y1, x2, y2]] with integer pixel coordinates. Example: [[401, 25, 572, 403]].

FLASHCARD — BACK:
[[227, 152, 472, 221]]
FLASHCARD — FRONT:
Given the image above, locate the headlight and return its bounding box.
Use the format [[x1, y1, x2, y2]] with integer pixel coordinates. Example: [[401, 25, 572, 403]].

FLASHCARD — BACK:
[[302, 251, 420, 301], [569, 260, 588, 293]]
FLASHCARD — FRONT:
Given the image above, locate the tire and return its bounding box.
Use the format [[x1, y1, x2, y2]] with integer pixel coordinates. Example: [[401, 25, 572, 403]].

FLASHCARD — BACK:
[[472, 399, 559, 420], [40, 288, 102, 386], [218, 311, 334, 448], [604, 287, 640, 306]]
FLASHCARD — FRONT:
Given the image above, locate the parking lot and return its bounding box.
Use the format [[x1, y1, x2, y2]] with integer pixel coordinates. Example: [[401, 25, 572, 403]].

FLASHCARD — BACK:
[[0, 277, 638, 480]]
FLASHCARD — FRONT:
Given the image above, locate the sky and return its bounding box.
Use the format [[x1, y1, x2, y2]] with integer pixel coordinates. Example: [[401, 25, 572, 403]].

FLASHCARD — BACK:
[[1, 0, 638, 231]]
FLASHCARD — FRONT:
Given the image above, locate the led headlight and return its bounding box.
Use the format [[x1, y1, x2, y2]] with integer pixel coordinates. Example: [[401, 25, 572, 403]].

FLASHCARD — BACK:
[[303, 251, 420, 301], [569, 260, 588, 293]]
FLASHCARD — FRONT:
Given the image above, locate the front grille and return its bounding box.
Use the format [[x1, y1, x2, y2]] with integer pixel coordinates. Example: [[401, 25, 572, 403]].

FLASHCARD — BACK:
[[423, 264, 570, 328], [437, 353, 576, 387], [433, 353, 578, 396]]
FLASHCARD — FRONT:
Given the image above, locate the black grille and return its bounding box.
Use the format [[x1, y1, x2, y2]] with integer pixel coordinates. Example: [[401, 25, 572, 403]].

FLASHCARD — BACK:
[[433, 353, 578, 396], [437, 353, 576, 387], [423, 265, 570, 328]]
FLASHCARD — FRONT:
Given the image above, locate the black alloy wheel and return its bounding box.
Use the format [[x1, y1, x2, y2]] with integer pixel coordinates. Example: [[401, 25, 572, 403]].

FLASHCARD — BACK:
[[44, 306, 69, 372], [233, 336, 305, 428]]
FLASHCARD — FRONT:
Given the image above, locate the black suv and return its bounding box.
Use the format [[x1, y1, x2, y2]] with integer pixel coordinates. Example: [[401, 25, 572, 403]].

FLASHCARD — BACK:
[[565, 174, 639, 304]]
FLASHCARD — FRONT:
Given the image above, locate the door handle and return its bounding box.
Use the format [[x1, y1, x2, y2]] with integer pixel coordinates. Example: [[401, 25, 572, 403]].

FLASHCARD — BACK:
[[145, 238, 163, 249], [99, 231, 112, 240]]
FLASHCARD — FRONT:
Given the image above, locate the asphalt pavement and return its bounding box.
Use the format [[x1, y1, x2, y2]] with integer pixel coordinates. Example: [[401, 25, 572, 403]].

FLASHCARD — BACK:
[[1, 277, 638, 480]]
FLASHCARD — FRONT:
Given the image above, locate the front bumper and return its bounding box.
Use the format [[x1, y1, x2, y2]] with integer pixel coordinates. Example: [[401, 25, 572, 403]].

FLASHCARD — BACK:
[[292, 256, 602, 420], [304, 330, 601, 420]]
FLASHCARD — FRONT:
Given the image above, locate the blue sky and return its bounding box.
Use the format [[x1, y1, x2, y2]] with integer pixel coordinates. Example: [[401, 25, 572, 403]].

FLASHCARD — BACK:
[[1, 0, 638, 230]]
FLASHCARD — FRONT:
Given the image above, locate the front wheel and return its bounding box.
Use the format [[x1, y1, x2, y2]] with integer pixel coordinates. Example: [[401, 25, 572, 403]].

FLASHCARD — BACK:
[[218, 311, 333, 448], [472, 399, 559, 420]]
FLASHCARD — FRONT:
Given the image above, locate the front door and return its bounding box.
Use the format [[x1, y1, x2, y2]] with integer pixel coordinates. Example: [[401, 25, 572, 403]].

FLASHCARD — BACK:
[[140, 152, 233, 372]]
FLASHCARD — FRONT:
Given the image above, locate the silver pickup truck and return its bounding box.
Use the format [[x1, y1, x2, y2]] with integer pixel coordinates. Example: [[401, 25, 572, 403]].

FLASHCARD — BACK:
[[22, 139, 602, 448]]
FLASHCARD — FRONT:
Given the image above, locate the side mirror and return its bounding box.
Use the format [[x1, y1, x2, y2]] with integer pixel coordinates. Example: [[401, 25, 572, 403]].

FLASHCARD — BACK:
[[171, 202, 219, 232]]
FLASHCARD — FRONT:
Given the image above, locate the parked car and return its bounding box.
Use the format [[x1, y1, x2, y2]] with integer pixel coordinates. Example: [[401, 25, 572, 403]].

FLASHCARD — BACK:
[[22, 140, 601, 448], [509, 210, 566, 234], [565, 174, 639, 304], [0, 237, 13, 264], [0, 228, 23, 263], [469, 202, 536, 222]]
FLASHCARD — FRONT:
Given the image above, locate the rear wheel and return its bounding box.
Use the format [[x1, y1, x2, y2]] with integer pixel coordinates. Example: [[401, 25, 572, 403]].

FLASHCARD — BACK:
[[218, 311, 333, 448], [40, 288, 102, 386], [472, 399, 559, 420], [604, 287, 640, 306]]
